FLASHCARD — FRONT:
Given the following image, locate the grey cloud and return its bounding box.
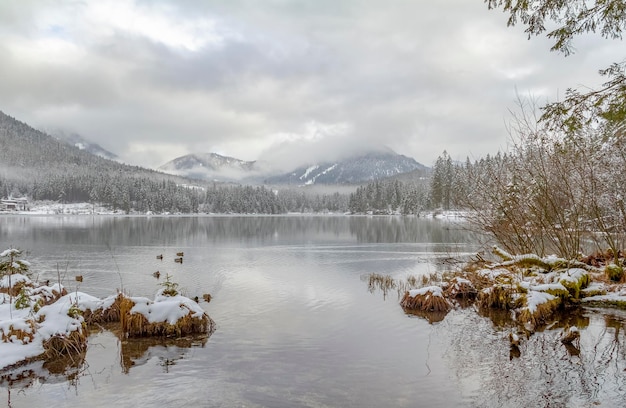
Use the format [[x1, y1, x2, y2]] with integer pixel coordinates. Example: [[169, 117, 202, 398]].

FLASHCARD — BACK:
[[0, 0, 622, 170]]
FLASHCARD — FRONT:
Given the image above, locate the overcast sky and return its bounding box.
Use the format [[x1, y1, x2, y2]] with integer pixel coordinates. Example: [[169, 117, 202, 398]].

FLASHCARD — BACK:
[[0, 0, 620, 170]]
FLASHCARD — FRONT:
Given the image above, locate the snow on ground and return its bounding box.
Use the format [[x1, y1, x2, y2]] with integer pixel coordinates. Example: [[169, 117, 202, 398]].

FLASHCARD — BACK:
[[0, 278, 82, 369], [25, 202, 118, 215], [129, 289, 206, 325], [0, 266, 209, 371], [582, 293, 626, 306], [408, 285, 445, 298], [524, 290, 556, 313]]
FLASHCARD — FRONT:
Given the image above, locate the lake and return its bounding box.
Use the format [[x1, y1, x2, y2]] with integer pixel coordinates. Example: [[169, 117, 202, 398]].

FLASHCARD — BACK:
[[1, 215, 625, 407]]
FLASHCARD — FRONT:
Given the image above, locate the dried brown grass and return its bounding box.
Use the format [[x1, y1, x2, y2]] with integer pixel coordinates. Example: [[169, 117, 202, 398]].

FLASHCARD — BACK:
[[444, 277, 477, 299], [516, 297, 562, 327], [400, 290, 451, 312], [477, 285, 517, 310], [120, 296, 215, 338], [42, 329, 88, 359], [1, 320, 36, 344], [395, 273, 439, 297], [0, 279, 35, 297], [82, 293, 124, 325], [44, 287, 68, 305], [367, 274, 396, 299]]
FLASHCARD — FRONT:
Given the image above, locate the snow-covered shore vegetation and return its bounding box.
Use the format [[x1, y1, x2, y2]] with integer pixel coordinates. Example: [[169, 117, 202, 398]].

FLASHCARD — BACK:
[[368, 246, 626, 335], [374, 96, 626, 337], [0, 249, 215, 372]]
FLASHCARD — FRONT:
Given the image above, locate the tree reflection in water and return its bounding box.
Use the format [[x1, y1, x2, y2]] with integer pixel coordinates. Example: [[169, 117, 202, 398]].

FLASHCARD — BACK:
[[442, 308, 626, 407]]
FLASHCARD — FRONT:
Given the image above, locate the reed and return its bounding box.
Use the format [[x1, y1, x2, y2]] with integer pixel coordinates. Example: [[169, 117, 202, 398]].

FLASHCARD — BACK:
[[32, 285, 68, 306], [395, 273, 440, 298], [42, 329, 88, 359], [367, 273, 396, 295]]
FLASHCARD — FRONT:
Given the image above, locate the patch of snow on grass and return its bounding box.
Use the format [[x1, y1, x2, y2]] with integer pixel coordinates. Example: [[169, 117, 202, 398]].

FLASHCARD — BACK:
[[408, 286, 444, 298], [525, 291, 556, 313]]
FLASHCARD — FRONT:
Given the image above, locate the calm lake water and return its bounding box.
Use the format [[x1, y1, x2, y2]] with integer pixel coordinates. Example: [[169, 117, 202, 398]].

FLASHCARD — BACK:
[[1, 215, 625, 407]]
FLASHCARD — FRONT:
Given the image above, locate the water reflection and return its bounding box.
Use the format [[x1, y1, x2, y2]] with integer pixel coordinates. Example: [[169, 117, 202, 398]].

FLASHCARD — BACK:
[[1, 356, 87, 408], [5, 215, 623, 407], [1, 215, 479, 247], [404, 309, 449, 324], [443, 308, 626, 407], [363, 270, 626, 406], [120, 335, 208, 374], [0, 356, 86, 389]]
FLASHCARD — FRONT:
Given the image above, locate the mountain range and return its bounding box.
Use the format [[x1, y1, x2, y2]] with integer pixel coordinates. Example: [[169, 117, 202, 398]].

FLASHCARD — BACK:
[[1, 109, 428, 193], [158, 149, 427, 185]]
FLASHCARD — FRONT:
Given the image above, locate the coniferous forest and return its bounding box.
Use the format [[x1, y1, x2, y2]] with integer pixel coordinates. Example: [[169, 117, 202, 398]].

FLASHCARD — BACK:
[[0, 111, 349, 214]]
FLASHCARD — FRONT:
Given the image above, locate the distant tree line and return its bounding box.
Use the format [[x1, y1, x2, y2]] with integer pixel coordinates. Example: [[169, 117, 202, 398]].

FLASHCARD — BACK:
[[0, 111, 356, 214], [1, 170, 358, 215], [347, 179, 430, 215]]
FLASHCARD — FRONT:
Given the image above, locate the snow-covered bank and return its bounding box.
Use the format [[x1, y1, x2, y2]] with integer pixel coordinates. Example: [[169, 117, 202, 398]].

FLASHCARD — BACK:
[[3, 200, 475, 218], [375, 247, 626, 332], [0, 249, 215, 371], [0, 274, 82, 369]]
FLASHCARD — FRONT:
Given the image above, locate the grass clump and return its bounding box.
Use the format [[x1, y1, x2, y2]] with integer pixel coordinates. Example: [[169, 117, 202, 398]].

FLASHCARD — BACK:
[[516, 291, 562, 327], [444, 277, 477, 299], [559, 269, 590, 299], [43, 329, 88, 359], [530, 283, 571, 302], [605, 263, 624, 282], [81, 294, 124, 325], [400, 286, 451, 313], [119, 294, 215, 338], [477, 285, 517, 310]]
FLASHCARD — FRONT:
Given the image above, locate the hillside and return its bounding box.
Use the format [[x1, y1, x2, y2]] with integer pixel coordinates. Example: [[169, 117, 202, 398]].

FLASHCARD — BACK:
[[52, 130, 119, 161], [0, 111, 309, 214]]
